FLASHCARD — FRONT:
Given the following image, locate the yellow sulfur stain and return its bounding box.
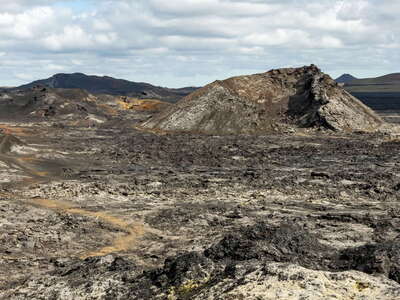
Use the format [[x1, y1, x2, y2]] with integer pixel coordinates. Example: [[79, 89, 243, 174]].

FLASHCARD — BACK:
[[32, 171, 49, 177], [116, 98, 167, 111], [19, 156, 39, 163]]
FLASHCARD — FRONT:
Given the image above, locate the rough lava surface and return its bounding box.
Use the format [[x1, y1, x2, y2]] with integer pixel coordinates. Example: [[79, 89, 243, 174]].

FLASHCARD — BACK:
[[1, 66, 400, 299], [141, 65, 384, 134]]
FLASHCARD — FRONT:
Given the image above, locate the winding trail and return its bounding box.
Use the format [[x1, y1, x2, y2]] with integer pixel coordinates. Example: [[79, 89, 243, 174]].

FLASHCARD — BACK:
[[1, 127, 148, 259], [29, 198, 146, 259]]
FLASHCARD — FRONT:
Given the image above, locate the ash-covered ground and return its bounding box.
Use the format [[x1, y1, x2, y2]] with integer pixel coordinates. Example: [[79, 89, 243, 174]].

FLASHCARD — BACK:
[[1, 113, 400, 299]]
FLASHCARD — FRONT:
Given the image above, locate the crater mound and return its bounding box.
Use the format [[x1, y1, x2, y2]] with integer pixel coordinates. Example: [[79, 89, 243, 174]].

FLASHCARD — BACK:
[[140, 65, 384, 134], [0, 86, 119, 123]]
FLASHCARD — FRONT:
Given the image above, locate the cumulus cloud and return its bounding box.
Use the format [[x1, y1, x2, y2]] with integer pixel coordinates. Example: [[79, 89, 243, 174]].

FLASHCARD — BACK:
[[0, 0, 399, 87]]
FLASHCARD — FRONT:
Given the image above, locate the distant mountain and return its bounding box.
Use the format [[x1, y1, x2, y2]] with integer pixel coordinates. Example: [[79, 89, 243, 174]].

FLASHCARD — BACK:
[[335, 74, 357, 84], [15, 73, 198, 103], [344, 73, 400, 93], [341, 73, 400, 124]]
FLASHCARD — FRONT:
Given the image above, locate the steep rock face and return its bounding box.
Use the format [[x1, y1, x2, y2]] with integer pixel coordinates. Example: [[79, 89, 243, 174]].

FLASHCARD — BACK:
[[141, 65, 384, 134]]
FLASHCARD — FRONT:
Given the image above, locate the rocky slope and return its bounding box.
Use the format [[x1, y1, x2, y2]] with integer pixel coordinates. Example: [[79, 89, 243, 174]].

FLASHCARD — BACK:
[[0, 86, 108, 120], [0, 87, 171, 127], [15, 73, 197, 102], [141, 65, 384, 134]]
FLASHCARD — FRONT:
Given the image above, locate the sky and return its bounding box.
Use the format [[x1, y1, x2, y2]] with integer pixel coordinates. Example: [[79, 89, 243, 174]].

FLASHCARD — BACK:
[[0, 0, 399, 87]]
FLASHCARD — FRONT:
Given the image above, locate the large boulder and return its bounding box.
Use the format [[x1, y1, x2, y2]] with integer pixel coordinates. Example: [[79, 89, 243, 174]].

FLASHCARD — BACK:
[[140, 65, 384, 134]]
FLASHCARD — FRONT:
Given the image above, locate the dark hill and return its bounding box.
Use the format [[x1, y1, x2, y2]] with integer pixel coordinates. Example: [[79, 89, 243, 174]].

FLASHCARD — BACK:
[[141, 65, 385, 134], [344, 73, 400, 93], [15, 73, 197, 103], [380, 73, 400, 81], [0, 86, 114, 122], [335, 74, 357, 84], [343, 73, 400, 123]]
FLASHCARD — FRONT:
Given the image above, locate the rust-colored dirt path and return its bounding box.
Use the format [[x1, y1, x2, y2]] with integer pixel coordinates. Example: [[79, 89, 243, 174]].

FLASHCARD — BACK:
[[1, 124, 147, 259]]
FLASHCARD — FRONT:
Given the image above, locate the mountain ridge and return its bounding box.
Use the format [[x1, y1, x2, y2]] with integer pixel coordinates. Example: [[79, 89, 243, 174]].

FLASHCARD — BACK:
[[346, 73, 400, 89], [14, 73, 198, 103], [335, 74, 357, 84]]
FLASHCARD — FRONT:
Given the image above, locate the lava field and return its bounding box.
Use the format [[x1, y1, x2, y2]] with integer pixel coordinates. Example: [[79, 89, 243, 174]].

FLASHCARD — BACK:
[[1, 68, 400, 299]]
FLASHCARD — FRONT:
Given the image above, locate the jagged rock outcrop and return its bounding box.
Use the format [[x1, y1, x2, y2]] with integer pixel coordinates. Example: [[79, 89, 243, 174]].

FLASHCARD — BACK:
[[4, 223, 400, 299], [140, 65, 384, 134]]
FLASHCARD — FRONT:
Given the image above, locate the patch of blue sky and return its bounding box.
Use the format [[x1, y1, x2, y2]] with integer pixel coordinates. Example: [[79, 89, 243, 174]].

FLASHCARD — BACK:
[[53, 0, 94, 13]]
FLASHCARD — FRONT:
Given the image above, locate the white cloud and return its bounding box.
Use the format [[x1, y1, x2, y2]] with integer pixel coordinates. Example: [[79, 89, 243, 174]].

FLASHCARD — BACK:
[[147, 0, 280, 17], [0, 0, 399, 87], [92, 19, 112, 31], [42, 25, 91, 51]]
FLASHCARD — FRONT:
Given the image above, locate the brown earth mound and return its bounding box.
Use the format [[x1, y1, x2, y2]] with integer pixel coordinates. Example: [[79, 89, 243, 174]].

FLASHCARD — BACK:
[[140, 65, 384, 134], [0, 87, 173, 125], [0, 86, 106, 119]]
